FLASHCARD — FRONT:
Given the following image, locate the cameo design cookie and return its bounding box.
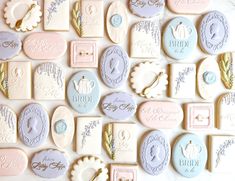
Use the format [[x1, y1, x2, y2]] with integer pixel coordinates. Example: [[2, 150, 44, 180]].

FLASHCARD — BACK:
[[184, 103, 214, 130], [44, 0, 69, 31], [4, 0, 42, 32], [110, 164, 138, 181], [100, 45, 129, 88], [138, 101, 183, 129], [0, 105, 17, 143], [199, 11, 229, 55], [101, 92, 137, 120], [163, 17, 197, 60], [67, 71, 100, 113], [51, 106, 74, 149], [34, 62, 65, 100], [76, 117, 102, 155], [167, 0, 210, 14], [71, 157, 108, 181], [0, 31, 21, 61], [131, 21, 160, 59], [130, 62, 168, 98], [23, 32, 67, 60], [217, 93, 235, 130], [209, 135, 235, 173], [197, 58, 220, 100], [140, 130, 170, 176], [31, 149, 69, 178], [169, 63, 196, 99], [0, 149, 28, 176], [18, 103, 49, 147], [129, 0, 165, 18], [218, 52, 235, 89], [107, 1, 128, 43], [172, 133, 207, 178], [72, 0, 104, 37], [104, 123, 137, 162]]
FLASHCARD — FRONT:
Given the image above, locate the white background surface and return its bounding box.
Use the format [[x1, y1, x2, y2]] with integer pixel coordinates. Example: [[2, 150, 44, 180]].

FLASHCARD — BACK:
[[1, 0, 235, 180]]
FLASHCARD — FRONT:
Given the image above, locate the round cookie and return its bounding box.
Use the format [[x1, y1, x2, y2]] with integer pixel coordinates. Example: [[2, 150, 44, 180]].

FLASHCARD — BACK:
[[163, 17, 197, 60]]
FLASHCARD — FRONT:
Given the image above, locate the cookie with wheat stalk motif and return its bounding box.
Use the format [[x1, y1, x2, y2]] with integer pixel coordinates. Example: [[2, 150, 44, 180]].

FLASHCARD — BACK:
[[0, 63, 8, 97], [103, 123, 115, 160]]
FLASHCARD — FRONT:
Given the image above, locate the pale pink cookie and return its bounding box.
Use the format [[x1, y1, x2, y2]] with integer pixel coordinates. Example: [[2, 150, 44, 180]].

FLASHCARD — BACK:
[[184, 103, 214, 130], [110, 164, 138, 181], [70, 40, 98, 68]]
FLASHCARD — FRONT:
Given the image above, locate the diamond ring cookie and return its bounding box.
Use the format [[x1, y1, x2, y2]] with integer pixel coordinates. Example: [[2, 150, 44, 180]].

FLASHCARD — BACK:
[[130, 62, 168, 98], [4, 0, 42, 32]]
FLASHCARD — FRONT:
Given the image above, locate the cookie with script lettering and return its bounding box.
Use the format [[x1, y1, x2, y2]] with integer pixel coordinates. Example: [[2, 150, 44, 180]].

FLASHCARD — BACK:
[[110, 164, 138, 181]]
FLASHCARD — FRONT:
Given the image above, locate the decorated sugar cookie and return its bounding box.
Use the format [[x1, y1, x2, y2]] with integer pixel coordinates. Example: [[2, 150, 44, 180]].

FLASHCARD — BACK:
[[4, 0, 42, 32], [130, 62, 168, 98], [110, 164, 138, 181]]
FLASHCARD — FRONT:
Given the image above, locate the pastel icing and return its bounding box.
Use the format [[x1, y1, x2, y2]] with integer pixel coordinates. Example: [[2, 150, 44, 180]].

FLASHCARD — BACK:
[[67, 70, 100, 113], [0, 31, 21, 61], [140, 130, 170, 176], [163, 17, 197, 60], [31, 149, 69, 178], [18, 103, 49, 147], [54, 119, 67, 134], [110, 164, 138, 181], [100, 45, 130, 88], [101, 92, 137, 120], [199, 11, 229, 55], [172, 133, 207, 178]]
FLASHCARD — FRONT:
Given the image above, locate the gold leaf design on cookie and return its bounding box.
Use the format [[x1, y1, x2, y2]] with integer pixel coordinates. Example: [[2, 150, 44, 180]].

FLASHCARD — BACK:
[[104, 123, 115, 160], [0, 63, 8, 97], [72, 0, 82, 36]]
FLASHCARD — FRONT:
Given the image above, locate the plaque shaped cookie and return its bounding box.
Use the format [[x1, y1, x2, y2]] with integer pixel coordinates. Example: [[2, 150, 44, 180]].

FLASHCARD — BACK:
[[140, 130, 170, 176], [18, 103, 49, 147], [100, 45, 129, 88], [184, 103, 214, 130], [51, 106, 74, 149], [163, 17, 197, 60], [209, 135, 235, 173], [0, 31, 22, 61], [130, 21, 160, 59], [4, 0, 42, 32], [104, 123, 137, 163], [197, 57, 220, 100], [217, 93, 235, 130], [130, 62, 168, 98], [0, 105, 17, 144], [44, 0, 69, 31], [106, 1, 128, 44], [199, 11, 229, 55], [110, 164, 138, 181], [72, 0, 104, 38], [34, 62, 65, 100], [76, 117, 102, 155], [70, 40, 98, 68], [172, 133, 207, 178], [169, 63, 196, 99], [67, 71, 100, 113]]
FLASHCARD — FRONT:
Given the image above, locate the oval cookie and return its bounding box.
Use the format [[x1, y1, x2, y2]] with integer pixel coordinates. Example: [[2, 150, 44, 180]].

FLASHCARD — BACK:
[[199, 11, 229, 55], [23, 32, 67, 60], [0, 31, 21, 61], [67, 70, 100, 113], [163, 17, 197, 60], [106, 1, 128, 43], [101, 92, 137, 120], [100, 45, 129, 88], [0, 148, 28, 176], [31, 149, 69, 178], [140, 130, 170, 176], [18, 103, 49, 147], [138, 101, 183, 129], [51, 106, 74, 149]]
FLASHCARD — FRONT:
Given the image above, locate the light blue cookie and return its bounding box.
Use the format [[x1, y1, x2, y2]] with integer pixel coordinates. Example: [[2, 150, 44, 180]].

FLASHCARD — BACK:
[[172, 133, 207, 178], [163, 17, 197, 60], [67, 70, 100, 114]]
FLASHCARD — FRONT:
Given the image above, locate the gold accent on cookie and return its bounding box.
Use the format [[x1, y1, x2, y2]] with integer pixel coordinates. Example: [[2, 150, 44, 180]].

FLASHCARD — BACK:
[[72, 0, 82, 36], [0, 63, 8, 97], [104, 123, 115, 160]]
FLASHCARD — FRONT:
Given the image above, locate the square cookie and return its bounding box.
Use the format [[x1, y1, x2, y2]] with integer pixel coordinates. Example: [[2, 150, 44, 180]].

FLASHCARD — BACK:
[[110, 164, 138, 181], [209, 135, 235, 173], [76, 117, 102, 155], [184, 103, 214, 130], [169, 63, 196, 99], [70, 40, 98, 68]]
